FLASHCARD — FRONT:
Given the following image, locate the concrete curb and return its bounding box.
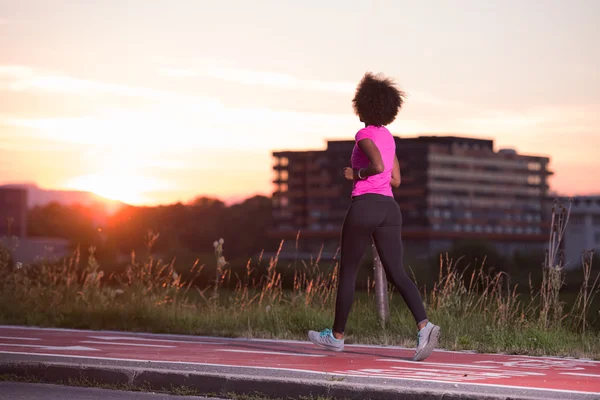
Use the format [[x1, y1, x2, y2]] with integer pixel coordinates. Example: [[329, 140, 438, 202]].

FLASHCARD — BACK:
[[0, 360, 525, 400]]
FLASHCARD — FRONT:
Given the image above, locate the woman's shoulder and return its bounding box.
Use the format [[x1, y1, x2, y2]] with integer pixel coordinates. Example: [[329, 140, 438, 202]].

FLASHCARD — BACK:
[[355, 125, 389, 141]]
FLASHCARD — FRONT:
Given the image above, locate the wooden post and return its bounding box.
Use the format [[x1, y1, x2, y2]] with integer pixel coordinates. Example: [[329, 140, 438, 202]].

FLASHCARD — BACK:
[[372, 240, 389, 328]]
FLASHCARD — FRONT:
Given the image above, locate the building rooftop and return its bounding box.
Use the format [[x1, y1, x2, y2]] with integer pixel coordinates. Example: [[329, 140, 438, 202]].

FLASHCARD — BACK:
[[560, 195, 600, 209], [275, 134, 550, 161]]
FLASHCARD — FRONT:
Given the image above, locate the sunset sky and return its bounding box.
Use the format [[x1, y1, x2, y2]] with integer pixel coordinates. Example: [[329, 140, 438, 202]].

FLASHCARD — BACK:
[[1, 0, 598, 205]]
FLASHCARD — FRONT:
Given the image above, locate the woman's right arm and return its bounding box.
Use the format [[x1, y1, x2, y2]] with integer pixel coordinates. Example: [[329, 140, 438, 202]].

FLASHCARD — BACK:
[[390, 154, 401, 188]]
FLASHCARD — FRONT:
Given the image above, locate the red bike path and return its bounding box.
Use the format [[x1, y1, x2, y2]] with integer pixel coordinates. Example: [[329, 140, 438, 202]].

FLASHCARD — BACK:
[[0, 325, 598, 398]]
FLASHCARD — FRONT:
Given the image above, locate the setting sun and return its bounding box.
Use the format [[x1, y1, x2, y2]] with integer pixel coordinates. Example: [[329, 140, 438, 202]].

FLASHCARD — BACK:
[[65, 173, 164, 205], [60, 141, 173, 205]]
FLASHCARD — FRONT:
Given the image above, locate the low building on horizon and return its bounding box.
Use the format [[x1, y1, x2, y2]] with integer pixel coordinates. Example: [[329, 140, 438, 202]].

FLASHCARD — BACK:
[[559, 195, 600, 269], [269, 134, 553, 261], [0, 236, 71, 265]]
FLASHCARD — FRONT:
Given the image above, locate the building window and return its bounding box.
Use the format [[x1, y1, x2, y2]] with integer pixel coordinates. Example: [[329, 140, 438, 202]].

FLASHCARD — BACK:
[[570, 215, 584, 225], [279, 157, 289, 167], [528, 162, 541, 171], [280, 197, 289, 207], [527, 175, 541, 185], [279, 170, 289, 181]]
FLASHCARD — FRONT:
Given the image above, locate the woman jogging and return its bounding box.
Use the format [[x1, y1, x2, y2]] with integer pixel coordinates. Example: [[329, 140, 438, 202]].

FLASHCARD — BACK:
[[308, 72, 440, 362]]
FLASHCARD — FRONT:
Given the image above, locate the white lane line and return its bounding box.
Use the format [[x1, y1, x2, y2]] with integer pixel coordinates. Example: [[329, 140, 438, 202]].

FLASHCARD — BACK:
[[215, 349, 326, 358], [1, 351, 598, 396], [81, 341, 175, 349], [561, 372, 600, 378], [388, 366, 544, 376], [376, 359, 500, 369], [88, 336, 220, 345], [511, 355, 600, 364], [0, 343, 98, 351], [0, 343, 45, 349], [0, 336, 40, 341]]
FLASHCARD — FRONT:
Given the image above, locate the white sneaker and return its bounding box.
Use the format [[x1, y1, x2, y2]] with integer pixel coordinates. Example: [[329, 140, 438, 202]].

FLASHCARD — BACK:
[[413, 322, 440, 361], [307, 328, 344, 352]]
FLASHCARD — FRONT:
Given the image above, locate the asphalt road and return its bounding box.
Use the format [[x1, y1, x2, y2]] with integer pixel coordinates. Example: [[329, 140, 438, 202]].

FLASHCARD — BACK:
[[0, 382, 225, 400]]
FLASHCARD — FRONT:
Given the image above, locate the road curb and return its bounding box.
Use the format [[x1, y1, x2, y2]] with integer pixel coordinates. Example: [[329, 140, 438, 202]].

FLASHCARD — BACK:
[[0, 360, 520, 400]]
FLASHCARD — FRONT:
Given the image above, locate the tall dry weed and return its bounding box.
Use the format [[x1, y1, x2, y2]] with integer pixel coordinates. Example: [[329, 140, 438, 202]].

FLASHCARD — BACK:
[[538, 200, 570, 329], [571, 250, 600, 334]]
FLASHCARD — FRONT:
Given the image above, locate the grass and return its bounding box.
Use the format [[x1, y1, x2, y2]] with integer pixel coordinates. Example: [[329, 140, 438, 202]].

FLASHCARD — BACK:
[[0, 199, 599, 359]]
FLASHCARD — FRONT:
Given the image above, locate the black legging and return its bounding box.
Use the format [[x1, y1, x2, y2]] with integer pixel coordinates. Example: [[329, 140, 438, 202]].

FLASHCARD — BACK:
[[333, 193, 428, 334]]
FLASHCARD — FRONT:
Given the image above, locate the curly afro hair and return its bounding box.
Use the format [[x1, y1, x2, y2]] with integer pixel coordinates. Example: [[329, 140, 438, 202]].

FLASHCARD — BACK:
[[352, 72, 406, 127]]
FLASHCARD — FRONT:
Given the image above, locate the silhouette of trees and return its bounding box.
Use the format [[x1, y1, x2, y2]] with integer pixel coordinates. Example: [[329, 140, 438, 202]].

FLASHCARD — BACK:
[[26, 195, 277, 266], [27, 202, 104, 253]]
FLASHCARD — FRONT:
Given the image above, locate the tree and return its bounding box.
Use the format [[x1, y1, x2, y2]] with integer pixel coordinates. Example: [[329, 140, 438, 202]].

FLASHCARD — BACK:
[[27, 202, 109, 261], [28, 203, 101, 244]]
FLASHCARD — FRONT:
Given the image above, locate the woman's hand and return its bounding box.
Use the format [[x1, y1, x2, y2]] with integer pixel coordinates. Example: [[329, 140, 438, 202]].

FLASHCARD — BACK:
[[343, 167, 355, 180]]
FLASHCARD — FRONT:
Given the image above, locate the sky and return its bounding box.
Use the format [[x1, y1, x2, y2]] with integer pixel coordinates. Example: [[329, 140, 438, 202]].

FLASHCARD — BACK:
[[1, 0, 599, 205]]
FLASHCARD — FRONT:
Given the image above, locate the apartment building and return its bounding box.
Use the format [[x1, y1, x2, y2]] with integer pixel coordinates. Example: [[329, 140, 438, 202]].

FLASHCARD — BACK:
[[560, 195, 600, 269], [270, 135, 552, 258]]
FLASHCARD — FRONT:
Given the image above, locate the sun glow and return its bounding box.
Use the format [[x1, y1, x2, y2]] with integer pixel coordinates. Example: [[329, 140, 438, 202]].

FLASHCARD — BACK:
[[65, 173, 166, 205], [63, 146, 169, 205]]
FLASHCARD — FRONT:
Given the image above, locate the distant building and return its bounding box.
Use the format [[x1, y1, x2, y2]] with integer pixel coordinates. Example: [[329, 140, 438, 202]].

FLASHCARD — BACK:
[[560, 196, 600, 269], [0, 236, 71, 265], [270, 135, 553, 259], [0, 187, 28, 237]]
